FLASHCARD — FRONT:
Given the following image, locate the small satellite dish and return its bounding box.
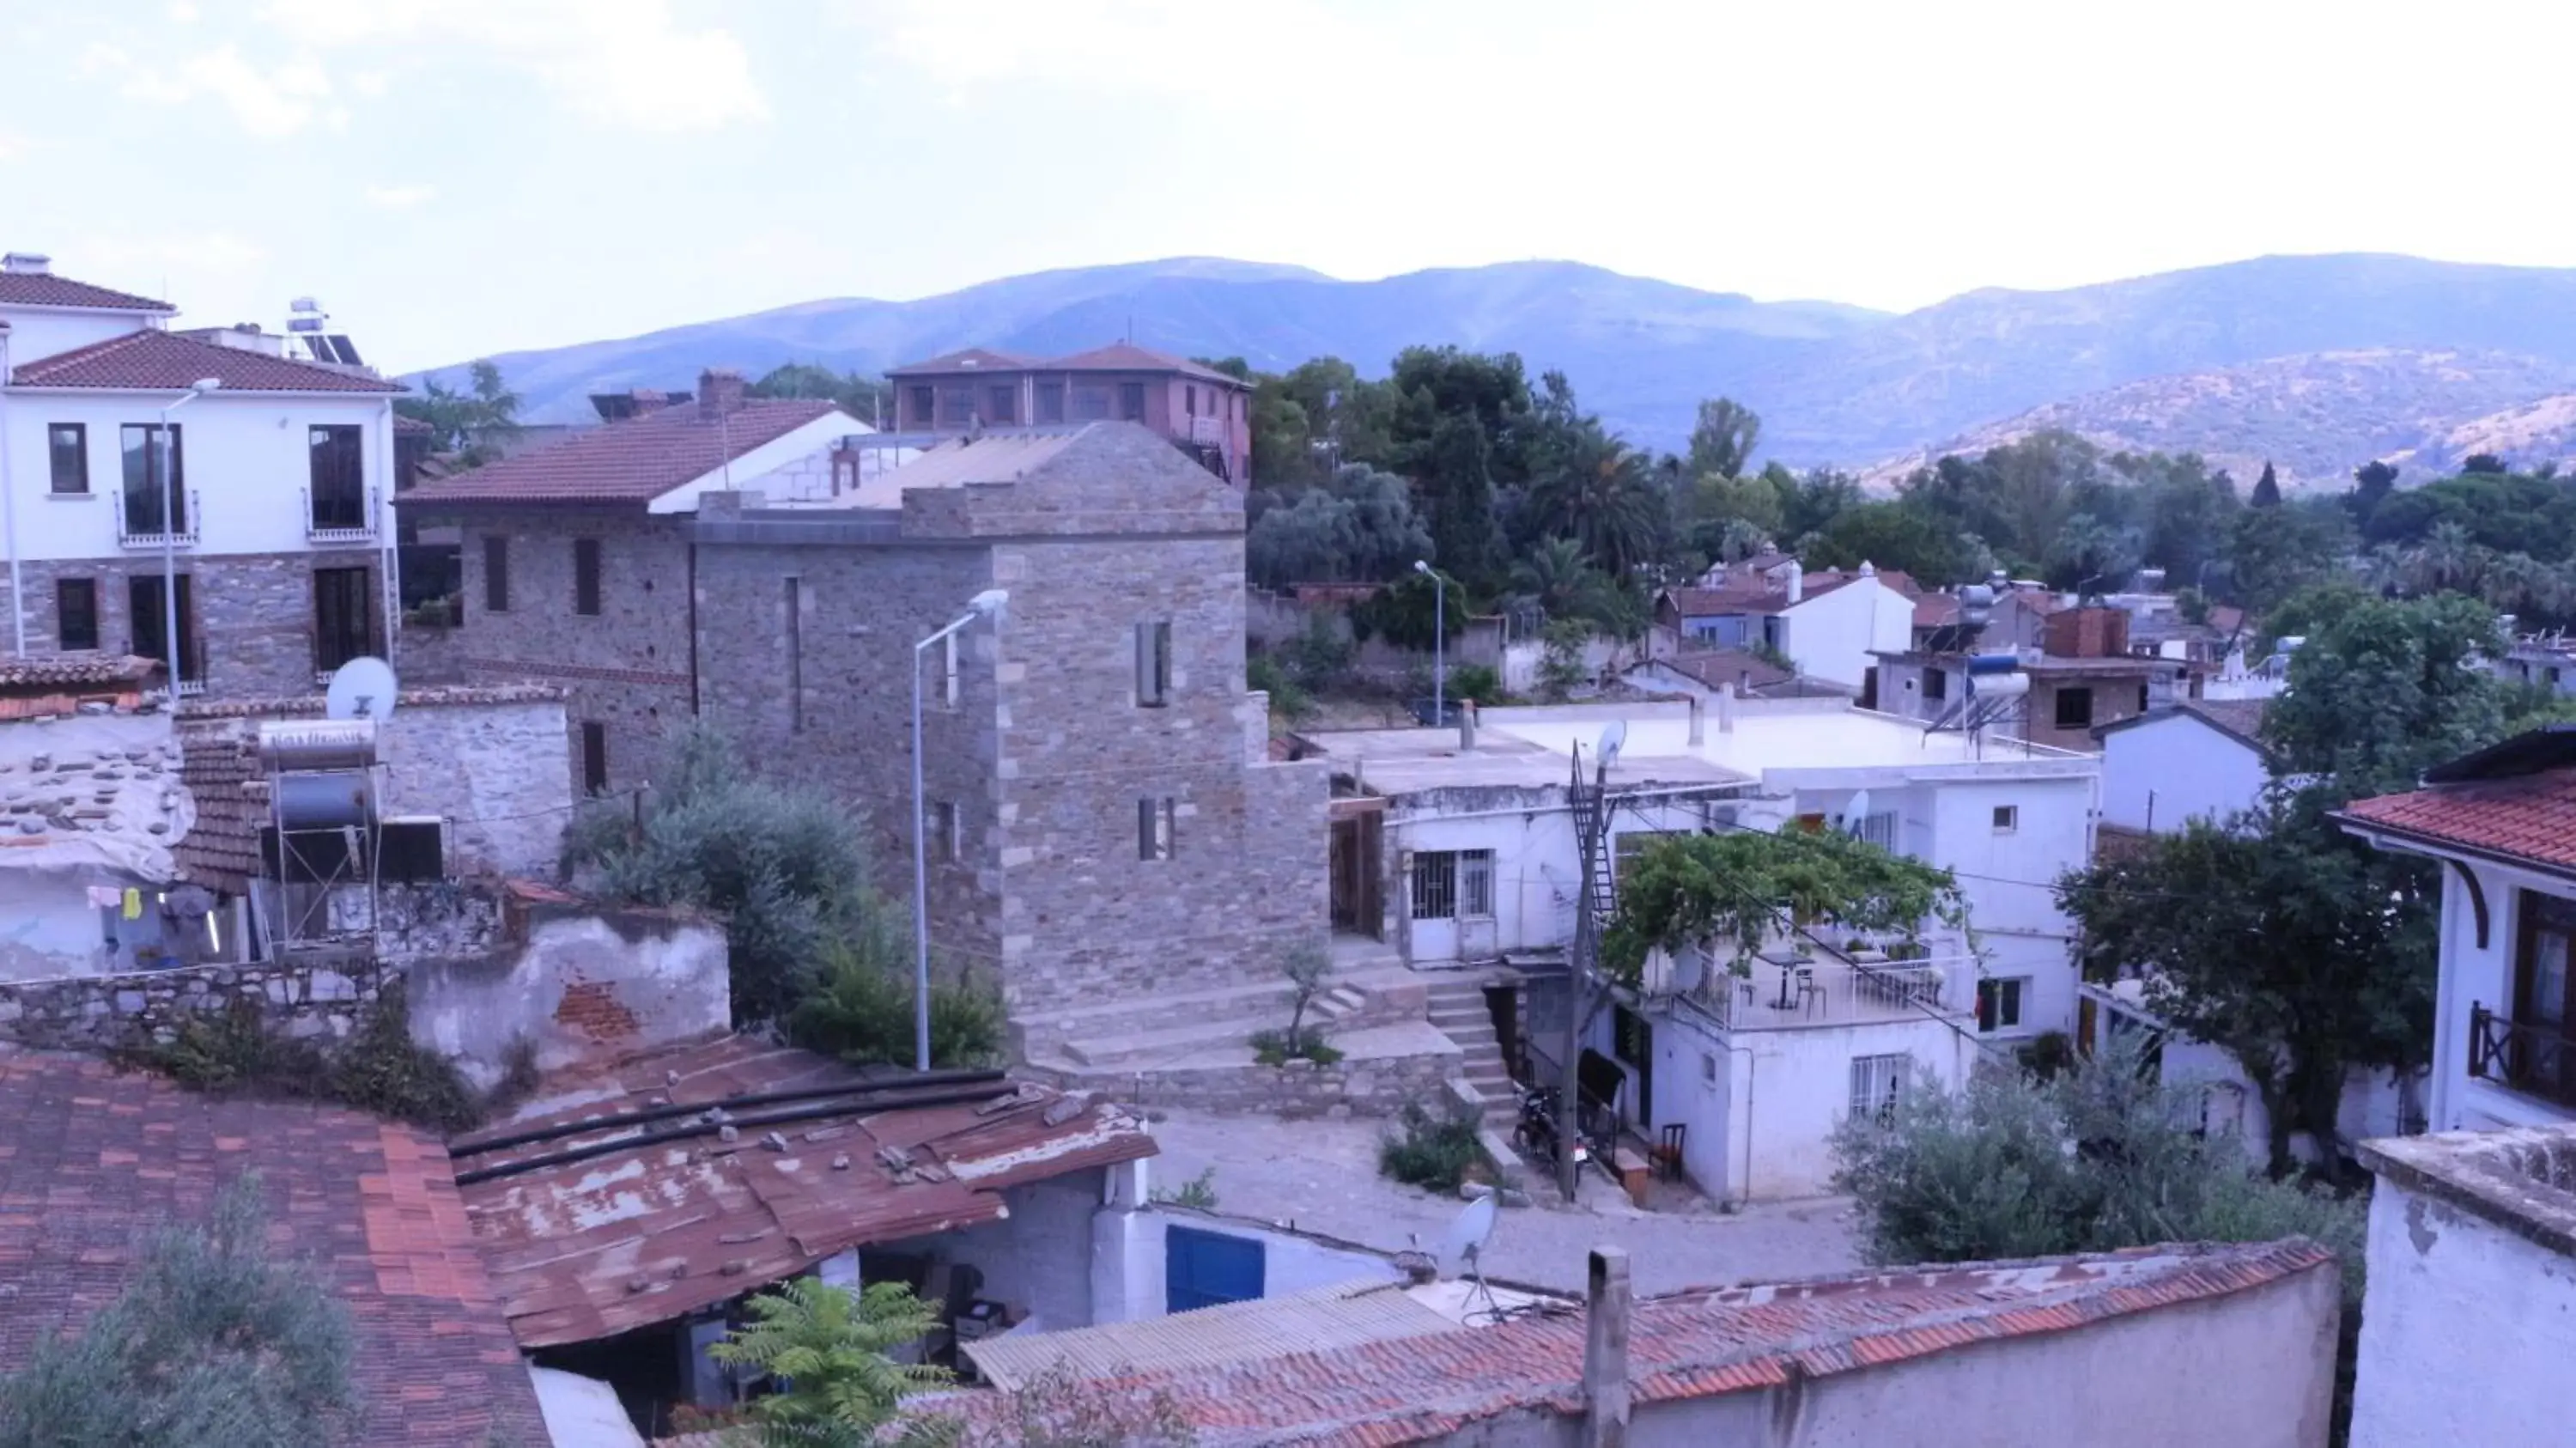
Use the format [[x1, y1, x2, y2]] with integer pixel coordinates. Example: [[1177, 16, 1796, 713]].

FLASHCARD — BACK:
[[1437, 1192, 1499, 1281], [1844, 789, 1872, 837], [1596, 720, 1628, 770], [325, 657, 399, 722]]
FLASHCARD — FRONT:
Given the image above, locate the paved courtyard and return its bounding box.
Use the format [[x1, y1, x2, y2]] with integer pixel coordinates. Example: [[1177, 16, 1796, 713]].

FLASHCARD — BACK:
[[1144, 1108, 1863, 1298]]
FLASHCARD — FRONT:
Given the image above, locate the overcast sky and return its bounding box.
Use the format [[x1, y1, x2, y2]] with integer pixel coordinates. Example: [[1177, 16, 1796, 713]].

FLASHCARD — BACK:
[[8, 0, 2573, 372]]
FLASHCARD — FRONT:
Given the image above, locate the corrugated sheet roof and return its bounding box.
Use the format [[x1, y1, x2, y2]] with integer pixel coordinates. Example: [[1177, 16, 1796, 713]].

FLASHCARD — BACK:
[[456, 1037, 1157, 1348]]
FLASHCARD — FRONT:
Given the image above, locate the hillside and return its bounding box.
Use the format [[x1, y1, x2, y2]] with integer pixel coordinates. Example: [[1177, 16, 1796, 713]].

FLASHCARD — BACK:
[[411, 252, 2576, 469], [1856, 349, 2576, 492]]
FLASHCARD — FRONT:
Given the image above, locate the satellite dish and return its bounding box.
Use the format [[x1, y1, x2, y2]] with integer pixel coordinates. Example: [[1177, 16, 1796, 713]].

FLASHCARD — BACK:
[[325, 657, 399, 722], [1844, 789, 1871, 837], [1437, 1192, 1499, 1281], [1596, 720, 1628, 770]]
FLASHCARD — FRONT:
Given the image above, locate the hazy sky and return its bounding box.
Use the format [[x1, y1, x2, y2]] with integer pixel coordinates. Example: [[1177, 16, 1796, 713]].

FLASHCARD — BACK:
[[7, 0, 2573, 372]]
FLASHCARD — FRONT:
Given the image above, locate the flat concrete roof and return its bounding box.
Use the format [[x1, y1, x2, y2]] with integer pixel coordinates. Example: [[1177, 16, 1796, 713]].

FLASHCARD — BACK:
[[1299, 700, 2093, 797], [1297, 722, 1749, 795], [1477, 701, 2097, 785]]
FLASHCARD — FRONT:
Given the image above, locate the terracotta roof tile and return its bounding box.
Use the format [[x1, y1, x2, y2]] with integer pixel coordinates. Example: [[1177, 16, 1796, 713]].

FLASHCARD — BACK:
[[888, 343, 1245, 386], [10, 328, 404, 392], [0, 653, 157, 691], [936, 1240, 2333, 1447], [397, 399, 841, 508], [1653, 649, 1795, 692], [885, 347, 1040, 375], [0, 271, 174, 313], [0, 1055, 548, 1446], [2340, 767, 2576, 874], [173, 715, 262, 893]]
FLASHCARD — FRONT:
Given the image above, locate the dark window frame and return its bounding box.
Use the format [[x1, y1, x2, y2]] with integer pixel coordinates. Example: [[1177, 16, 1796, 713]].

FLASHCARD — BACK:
[[55, 578, 98, 651], [1923, 667, 1947, 703], [307, 423, 366, 530], [118, 423, 185, 533], [1118, 381, 1147, 422], [1036, 381, 1066, 424], [908, 385, 937, 428], [1977, 976, 2027, 1033], [1137, 796, 1176, 861], [987, 385, 1016, 425], [483, 534, 512, 613], [573, 538, 603, 617], [2515, 891, 2576, 1032], [581, 721, 609, 795], [312, 565, 374, 673], [47, 423, 88, 495], [1135, 620, 1172, 707], [2053, 685, 2094, 731]]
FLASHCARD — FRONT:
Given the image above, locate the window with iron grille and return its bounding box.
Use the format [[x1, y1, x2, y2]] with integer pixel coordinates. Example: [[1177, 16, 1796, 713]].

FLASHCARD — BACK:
[[1855, 811, 1899, 850], [55, 579, 97, 652], [1848, 1053, 1911, 1126], [2053, 685, 2094, 730], [1459, 850, 1495, 917], [307, 424, 365, 529], [987, 386, 1017, 424], [939, 388, 975, 427], [1036, 382, 1066, 424], [909, 386, 936, 428], [1072, 386, 1111, 421], [1413, 851, 1459, 920]]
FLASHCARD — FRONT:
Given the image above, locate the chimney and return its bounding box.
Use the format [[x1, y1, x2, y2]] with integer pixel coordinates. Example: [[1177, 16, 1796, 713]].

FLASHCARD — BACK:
[[2, 252, 52, 276], [1458, 699, 1479, 752], [698, 368, 748, 419], [1583, 1248, 1631, 1448], [1716, 683, 1736, 734], [1783, 559, 1804, 605], [1686, 694, 1704, 747]]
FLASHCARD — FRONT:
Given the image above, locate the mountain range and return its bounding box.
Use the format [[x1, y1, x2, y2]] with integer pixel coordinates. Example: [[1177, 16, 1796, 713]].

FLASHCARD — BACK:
[[412, 252, 2576, 491]]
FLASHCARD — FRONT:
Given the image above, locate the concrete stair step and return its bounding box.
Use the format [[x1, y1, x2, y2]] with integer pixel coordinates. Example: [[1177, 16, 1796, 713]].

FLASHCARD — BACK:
[[1060, 1017, 1288, 1069]]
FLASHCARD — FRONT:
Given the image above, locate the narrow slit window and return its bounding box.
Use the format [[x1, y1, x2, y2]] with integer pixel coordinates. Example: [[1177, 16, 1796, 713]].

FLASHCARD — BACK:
[[1137, 797, 1175, 860], [784, 577, 804, 733], [574, 538, 603, 617], [483, 534, 511, 612], [1135, 620, 1172, 707]]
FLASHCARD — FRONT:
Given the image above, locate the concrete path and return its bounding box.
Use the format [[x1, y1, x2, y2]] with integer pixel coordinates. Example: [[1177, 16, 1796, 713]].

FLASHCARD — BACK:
[[1145, 1108, 1863, 1298]]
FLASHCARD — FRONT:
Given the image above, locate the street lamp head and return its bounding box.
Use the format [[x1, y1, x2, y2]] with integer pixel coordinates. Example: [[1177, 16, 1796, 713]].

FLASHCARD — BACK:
[[187, 377, 221, 393], [968, 588, 1007, 616], [1413, 559, 1433, 576]]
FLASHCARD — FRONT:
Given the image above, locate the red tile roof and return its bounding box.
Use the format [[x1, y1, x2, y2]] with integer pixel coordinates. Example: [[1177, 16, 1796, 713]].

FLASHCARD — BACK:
[[0, 1055, 548, 1445], [456, 1036, 1157, 1348], [9, 327, 404, 392], [1914, 593, 1962, 630], [1652, 648, 1795, 693], [2340, 767, 2576, 874], [0, 653, 157, 691], [888, 343, 1246, 387], [939, 1240, 2332, 1447], [397, 398, 842, 508], [886, 347, 1040, 375], [0, 271, 174, 313]]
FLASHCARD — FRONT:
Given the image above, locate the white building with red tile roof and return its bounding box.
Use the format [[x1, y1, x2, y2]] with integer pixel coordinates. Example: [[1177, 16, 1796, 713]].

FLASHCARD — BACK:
[[0, 251, 408, 698], [2341, 726, 2576, 1134]]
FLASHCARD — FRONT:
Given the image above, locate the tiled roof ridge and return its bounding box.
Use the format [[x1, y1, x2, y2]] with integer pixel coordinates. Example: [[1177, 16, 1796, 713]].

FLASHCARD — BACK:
[[0, 271, 175, 312], [175, 683, 568, 719], [12, 327, 405, 393], [398, 396, 841, 507]]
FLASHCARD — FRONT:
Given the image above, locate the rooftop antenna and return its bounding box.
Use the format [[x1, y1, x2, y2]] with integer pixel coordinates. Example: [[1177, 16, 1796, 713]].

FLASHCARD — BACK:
[[1596, 720, 1627, 770], [324, 655, 398, 722], [1435, 1192, 1502, 1323]]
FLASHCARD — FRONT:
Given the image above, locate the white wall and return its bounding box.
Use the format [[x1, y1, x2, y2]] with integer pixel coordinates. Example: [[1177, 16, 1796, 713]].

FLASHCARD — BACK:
[[645, 412, 873, 514], [2425, 861, 2576, 1133], [1651, 1005, 1974, 1202], [1093, 1203, 1401, 1324], [0, 876, 113, 978], [1386, 793, 1719, 966], [0, 308, 151, 367], [874, 1170, 1110, 1334], [2099, 713, 2268, 833], [0, 390, 394, 559], [1782, 579, 1913, 690], [2351, 1176, 2576, 1448], [1921, 775, 2093, 1037]]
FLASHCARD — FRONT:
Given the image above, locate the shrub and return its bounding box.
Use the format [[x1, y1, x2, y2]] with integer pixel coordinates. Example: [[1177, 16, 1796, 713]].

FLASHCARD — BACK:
[[325, 997, 484, 1134], [1377, 1101, 1494, 1193], [788, 940, 1006, 1071], [1446, 662, 1503, 706], [0, 1171, 358, 1447], [1247, 654, 1315, 724], [1247, 1028, 1343, 1068], [128, 995, 495, 1135], [710, 1280, 952, 1448], [1152, 1167, 1220, 1211]]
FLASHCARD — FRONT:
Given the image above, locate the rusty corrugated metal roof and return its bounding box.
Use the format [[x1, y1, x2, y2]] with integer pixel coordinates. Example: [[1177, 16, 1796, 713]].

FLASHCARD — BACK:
[[455, 1036, 1157, 1348]]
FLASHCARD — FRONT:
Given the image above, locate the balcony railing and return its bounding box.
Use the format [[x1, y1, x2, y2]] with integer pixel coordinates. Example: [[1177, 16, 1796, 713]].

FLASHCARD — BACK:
[[306, 485, 378, 545], [114, 489, 200, 549], [1184, 415, 1226, 445], [2469, 1003, 2576, 1109], [1651, 939, 1972, 1031]]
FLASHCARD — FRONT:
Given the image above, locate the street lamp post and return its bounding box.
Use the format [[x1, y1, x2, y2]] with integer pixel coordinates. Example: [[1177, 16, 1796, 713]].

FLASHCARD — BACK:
[[157, 379, 220, 693], [910, 588, 1008, 1071], [1413, 559, 1445, 725]]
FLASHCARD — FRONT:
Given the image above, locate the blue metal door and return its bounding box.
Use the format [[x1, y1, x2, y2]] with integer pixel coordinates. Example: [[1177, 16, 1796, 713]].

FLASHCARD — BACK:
[[1164, 1226, 1265, 1313]]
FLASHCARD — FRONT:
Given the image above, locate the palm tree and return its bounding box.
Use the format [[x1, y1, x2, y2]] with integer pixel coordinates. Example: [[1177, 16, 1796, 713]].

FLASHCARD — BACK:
[[1526, 430, 1668, 576]]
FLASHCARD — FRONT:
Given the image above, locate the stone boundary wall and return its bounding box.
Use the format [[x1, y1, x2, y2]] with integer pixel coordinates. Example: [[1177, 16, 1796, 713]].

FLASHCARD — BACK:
[[1084, 1049, 1455, 1120], [0, 957, 393, 1053]]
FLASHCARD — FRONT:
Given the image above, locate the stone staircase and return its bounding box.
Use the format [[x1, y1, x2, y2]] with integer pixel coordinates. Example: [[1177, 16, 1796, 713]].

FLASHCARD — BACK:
[[1425, 975, 1517, 1129], [1019, 966, 1428, 1077]]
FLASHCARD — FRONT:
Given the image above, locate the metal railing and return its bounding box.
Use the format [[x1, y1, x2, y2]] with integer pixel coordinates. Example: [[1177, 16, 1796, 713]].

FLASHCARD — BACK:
[[114, 488, 200, 549], [1660, 940, 1971, 1031], [2470, 1004, 2576, 1109], [306, 484, 377, 545]]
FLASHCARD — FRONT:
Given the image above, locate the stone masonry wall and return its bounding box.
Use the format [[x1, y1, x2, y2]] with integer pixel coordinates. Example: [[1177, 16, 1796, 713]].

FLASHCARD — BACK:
[[1094, 1048, 1455, 1119], [15, 550, 386, 698], [0, 956, 392, 1053], [448, 508, 695, 801]]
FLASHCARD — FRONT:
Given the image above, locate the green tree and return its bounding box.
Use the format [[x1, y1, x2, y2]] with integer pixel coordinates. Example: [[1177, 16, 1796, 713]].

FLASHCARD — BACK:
[[1386, 346, 1536, 485], [787, 939, 1005, 1070], [1348, 569, 1467, 653], [1245, 465, 1433, 590], [1686, 398, 1762, 480], [749, 362, 892, 426], [0, 1173, 358, 1448], [2251, 460, 2283, 508], [2261, 591, 2508, 802], [711, 1280, 952, 1448], [2348, 459, 2399, 523], [1522, 430, 1669, 576], [1416, 414, 1504, 587], [1803, 502, 1992, 585], [2057, 809, 2435, 1177], [1603, 827, 1966, 985], [2223, 496, 2349, 613], [394, 359, 522, 465], [562, 724, 899, 1025]]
